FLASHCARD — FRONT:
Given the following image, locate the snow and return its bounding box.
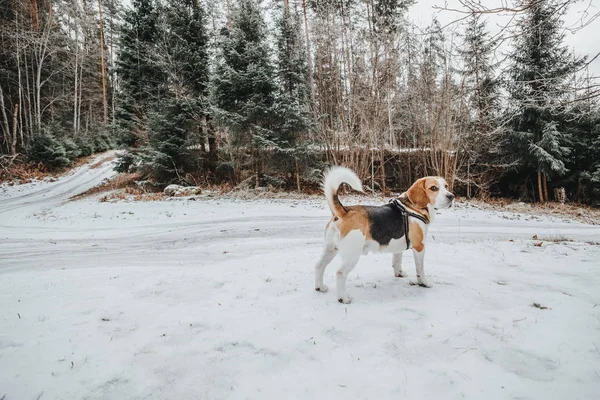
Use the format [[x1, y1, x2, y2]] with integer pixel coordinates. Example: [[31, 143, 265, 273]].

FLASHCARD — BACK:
[[1, 155, 600, 399]]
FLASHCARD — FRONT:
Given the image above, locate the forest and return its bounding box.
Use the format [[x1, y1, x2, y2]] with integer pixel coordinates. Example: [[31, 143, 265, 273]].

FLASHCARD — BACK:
[[0, 0, 599, 204]]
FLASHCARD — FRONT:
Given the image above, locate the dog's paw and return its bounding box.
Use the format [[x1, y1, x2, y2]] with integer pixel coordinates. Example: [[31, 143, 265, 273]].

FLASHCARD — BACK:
[[410, 280, 432, 288], [315, 284, 329, 293], [338, 295, 352, 304], [394, 271, 407, 278]]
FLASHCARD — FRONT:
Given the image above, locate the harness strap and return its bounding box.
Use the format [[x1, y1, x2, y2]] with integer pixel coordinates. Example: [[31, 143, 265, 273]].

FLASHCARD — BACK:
[[389, 198, 429, 250]]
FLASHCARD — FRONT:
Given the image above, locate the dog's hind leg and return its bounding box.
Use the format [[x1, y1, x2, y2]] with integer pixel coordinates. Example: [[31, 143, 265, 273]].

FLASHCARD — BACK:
[[392, 253, 406, 277], [335, 230, 365, 304], [315, 244, 337, 293]]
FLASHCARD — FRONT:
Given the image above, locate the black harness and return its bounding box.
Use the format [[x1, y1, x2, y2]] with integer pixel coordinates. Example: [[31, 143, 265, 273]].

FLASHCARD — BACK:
[[389, 198, 430, 250]]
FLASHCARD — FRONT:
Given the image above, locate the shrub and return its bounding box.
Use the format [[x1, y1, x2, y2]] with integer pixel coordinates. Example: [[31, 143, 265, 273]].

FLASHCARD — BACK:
[[61, 137, 82, 161], [74, 136, 95, 157], [27, 135, 71, 170]]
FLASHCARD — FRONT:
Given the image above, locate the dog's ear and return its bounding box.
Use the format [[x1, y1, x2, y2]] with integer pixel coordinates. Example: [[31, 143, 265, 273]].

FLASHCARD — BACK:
[[407, 178, 429, 208]]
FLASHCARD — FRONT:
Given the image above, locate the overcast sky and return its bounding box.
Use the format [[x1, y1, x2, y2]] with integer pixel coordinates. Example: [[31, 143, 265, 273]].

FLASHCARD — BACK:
[[408, 0, 600, 78]]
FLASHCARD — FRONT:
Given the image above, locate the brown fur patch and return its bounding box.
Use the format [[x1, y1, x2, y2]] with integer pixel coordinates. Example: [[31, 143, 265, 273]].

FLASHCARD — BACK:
[[336, 206, 372, 240], [408, 221, 424, 252], [407, 178, 430, 209]]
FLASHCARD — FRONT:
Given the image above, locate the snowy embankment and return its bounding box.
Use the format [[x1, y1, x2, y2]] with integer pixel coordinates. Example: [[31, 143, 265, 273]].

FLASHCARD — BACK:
[[1, 155, 599, 400]]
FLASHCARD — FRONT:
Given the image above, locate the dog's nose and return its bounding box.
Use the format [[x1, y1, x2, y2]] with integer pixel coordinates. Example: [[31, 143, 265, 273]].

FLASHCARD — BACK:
[[446, 193, 455, 201]]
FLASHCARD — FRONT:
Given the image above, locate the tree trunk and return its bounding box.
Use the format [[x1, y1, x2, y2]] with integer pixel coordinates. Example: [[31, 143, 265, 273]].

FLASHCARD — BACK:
[[537, 170, 544, 202], [226, 0, 232, 28], [15, 9, 25, 148], [110, 0, 116, 126], [467, 161, 471, 198], [255, 149, 260, 189], [0, 86, 11, 153], [11, 104, 19, 155], [98, 0, 108, 124], [30, 0, 39, 31], [301, 0, 314, 113], [73, 12, 79, 135], [295, 159, 301, 192], [380, 151, 386, 194], [543, 173, 549, 202]]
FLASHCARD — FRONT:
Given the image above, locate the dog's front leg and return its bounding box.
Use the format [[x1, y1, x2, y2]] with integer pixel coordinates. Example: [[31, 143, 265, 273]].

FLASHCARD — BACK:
[[412, 246, 431, 288], [392, 253, 406, 277]]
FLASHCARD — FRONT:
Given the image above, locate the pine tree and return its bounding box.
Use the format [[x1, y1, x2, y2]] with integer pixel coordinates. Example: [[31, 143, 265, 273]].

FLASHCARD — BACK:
[[117, 0, 210, 184], [164, 0, 209, 102], [271, 1, 313, 189], [505, 0, 585, 202], [563, 96, 600, 203], [115, 0, 165, 147], [140, 100, 192, 183], [212, 0, 278, 181], [274, 2, 311, 146], [459, 15, 498, 129], [457, 15, 500, 196]]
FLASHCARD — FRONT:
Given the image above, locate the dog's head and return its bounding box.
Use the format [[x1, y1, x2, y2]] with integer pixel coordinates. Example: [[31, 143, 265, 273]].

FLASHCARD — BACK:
[[406, 177, 454, 210]]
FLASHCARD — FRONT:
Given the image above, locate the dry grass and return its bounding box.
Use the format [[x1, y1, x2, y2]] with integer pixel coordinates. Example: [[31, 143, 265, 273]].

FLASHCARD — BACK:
[[99, 191, 165, 202], [70, 172, 144, 201], [536, 235, 573, 243], [88, 154, 116, 169], [465, 198, 600, 225], [0, 161, 50, 184]]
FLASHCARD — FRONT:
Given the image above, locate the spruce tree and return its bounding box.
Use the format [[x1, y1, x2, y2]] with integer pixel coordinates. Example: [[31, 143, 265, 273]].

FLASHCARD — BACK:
[[140, 101, 192, 183], [563, 98, 600, 203], [270, 2, 313, 189], [115, 0, 165, 147], [459, 15, 498, 129], [116, 0, 210, 184], [142, 0, 210, 183], [274, 3, 311, 146], [457, 15, 500, 196], [164, 0, 209, 103], [212, 0, 277, 150], [505, 0, 585, 201]]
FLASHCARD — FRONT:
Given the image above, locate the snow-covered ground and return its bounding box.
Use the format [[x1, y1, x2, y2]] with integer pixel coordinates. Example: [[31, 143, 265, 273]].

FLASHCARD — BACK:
[[1, 155, 599, 400]]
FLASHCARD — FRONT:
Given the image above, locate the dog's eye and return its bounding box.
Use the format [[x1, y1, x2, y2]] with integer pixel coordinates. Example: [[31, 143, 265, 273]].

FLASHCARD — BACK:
[[445, 185, 448, 189], [430, 186, 439, 191]]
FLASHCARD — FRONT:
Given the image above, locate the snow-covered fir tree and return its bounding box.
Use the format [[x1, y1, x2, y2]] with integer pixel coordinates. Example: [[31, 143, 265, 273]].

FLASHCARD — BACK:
[[273, 2, 311, 147], [505, 0, 585, 202], [211, 0, 277, 149], [115, 0, 165, 146], [457, 14, 501, 196]]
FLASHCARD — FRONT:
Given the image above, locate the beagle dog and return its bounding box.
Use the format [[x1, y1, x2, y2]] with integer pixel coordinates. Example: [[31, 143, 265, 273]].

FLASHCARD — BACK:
[[314, 166, 454, 304]]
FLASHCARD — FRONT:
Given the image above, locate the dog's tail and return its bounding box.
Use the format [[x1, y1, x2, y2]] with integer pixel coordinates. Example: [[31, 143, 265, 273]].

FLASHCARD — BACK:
[[322, 166, 363, 218]]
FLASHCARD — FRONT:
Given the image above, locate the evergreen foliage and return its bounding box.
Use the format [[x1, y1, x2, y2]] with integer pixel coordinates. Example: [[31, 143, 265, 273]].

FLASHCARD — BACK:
[[273, 3, 312, 149], [115, 0, 210, 184], [27, 135, 72, 170], [139, 101, 192, 184], [1, 0, 598, 204], [211, 0, 278, 149], [115, 0, 165, 147], [503, 0, 585, 200]]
